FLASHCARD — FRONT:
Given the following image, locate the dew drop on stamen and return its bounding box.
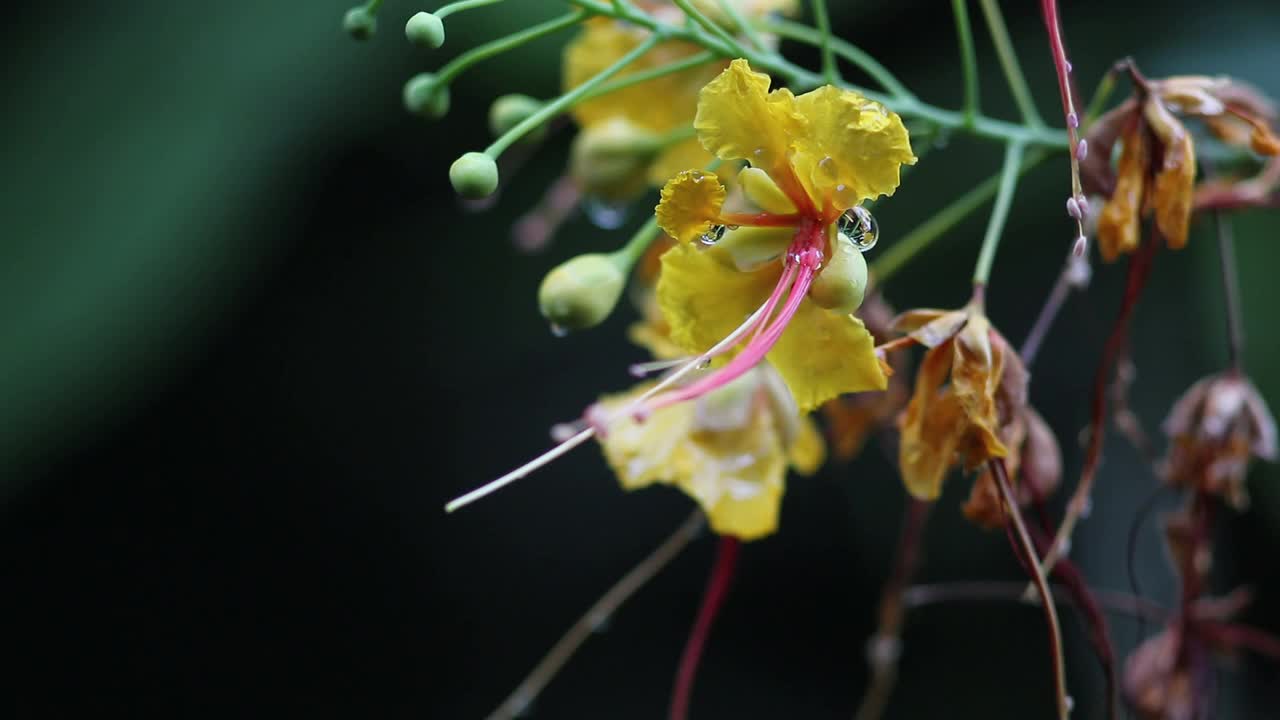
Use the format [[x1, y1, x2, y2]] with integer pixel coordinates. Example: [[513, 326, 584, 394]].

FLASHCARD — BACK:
[[838, 206, 880, 251], [582, 196, 629, 229], [699, 224, 727, 245]]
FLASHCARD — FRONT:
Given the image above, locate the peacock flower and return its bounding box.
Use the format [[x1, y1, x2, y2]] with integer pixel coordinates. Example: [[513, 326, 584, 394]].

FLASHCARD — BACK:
[[1161, 372, 1277, 509], [647, 59, 915, 416], [1083, 74, 1280, 261], [892, 304, 1056, 511]]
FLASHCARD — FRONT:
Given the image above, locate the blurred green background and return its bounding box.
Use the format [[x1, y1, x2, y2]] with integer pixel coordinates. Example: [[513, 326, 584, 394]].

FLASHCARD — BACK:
[[2, 0, 1279, 716]]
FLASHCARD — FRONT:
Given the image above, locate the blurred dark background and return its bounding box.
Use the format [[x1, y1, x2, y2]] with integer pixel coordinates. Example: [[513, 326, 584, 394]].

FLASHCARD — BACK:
[[2, 0, 1279, 717]]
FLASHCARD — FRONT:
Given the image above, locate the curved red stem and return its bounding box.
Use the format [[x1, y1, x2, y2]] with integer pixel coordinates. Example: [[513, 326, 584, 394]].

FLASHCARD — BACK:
[[670, 536, 740, 720]]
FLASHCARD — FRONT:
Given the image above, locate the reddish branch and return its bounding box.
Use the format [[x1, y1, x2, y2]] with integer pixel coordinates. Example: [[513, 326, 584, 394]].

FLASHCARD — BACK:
[[670, 536, 740, 720]]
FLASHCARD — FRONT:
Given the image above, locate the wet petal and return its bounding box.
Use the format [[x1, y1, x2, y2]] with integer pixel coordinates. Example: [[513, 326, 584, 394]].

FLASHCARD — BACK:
[[791, 85, 916, 206], [682, 409, 789, 540], [656, 169, 728, 243], [694, 59, 805, 171], [769, 300, 887, 412], [657, 242, 781, 356], [594, 383, 698, 491]]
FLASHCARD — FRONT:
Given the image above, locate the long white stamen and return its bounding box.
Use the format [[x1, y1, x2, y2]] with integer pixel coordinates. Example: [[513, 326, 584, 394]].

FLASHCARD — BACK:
[[444, 428, 595, 513], [628, 357, 689, 378], [444, 300, 775, 513]]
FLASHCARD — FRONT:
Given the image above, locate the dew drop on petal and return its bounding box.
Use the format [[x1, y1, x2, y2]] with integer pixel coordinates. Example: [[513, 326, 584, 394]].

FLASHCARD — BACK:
[[582, 196, 629, 229], [699, 224, 727, 245], [838, 206, 880, 251]]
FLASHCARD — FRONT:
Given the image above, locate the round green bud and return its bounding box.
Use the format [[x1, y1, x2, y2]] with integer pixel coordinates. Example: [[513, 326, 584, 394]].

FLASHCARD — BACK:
[[449, 152, 499, 199], [405, 11, 445, 48], [538, 253, 627, 332], [488, 94, 546, 143], [403, 73, 450, 119], [808, 231, 868, 314], [569, 118, 661, 200], [343, 6, 376, 40]]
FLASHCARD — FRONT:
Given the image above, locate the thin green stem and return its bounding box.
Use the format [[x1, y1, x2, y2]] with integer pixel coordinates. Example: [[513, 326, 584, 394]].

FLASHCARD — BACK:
[[977, 0, 1045, 127], [436, 10, 585, 87], [486, 33, 660, 157], [569, 0, 1068, 149], [364, 0, 384, 13], [435, 0, 504, 19], [871, 148, 1046, 286], [672, 0, 749, 57], [715, 0, 764, 50], [757, 18, 913, 100], [951, 0, 981, 128], [1084, 70, 1117, 127], [582, 50, 718, 103], [610, 217, 662, 270], [972, 140, 1025, 286], [811, 0, 840, 84]]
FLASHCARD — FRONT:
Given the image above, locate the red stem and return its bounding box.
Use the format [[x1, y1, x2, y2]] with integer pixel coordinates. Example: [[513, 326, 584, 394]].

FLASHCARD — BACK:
[[670, 536, 740, 720]]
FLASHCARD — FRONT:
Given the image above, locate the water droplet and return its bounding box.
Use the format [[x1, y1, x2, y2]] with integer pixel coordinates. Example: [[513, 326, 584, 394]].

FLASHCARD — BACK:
[[582, 196, 629, 229], [816, 156, 839, 184], [699, 224, 727, 245], [550, 324, 569, 338], [1064, 695, 1075, 713], [838, 206, 879, 251]]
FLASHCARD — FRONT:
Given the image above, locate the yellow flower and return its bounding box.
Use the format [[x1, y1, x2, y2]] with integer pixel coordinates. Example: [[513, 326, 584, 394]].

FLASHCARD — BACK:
[[649, 59, 915, 413], [595, 364, 823, 540]]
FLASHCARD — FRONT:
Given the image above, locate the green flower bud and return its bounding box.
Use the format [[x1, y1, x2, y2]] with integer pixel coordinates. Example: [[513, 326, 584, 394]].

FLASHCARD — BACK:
[[489, 94, 546, 143], [808, 232, 868, 314], [569, 118, 661, 200], [343, 6, 377, 40], [405, 11, 445, 48], [538, 253, 627, 332], [403, 73, 450, 119], [449, 152, 499, 199]]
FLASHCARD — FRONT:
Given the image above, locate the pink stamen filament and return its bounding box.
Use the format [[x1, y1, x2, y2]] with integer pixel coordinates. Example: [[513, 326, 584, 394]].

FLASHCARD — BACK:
[[750, 262, 800, 343], [648, 250, 819, 412]]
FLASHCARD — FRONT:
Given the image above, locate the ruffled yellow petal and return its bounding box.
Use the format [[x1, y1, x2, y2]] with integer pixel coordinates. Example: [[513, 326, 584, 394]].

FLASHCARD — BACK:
[[694, 59, 806, 171], [682, 408, 788, 540], [657, 243, 886, 412], [791, 86, 916, 206], [656, 169, 728, 243], [594, 383, 697, 491], [564, 20, 722, 132]]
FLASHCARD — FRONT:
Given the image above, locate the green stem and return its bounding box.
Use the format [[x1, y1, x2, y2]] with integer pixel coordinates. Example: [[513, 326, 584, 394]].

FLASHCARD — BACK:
[[951, 0, 981, 128], [672, 0, 749, 57], [811, 0, 840, 84], [972, 140, 1025, 286], [582, 50, 718, 103], [715, 0, 764, 50], [757, 18, 912, 100], [364, 0, 384, 13], [436, 10, 585, 87], [872, 148, 1046, 286], [977, 0, 1045, 127], [609, 216, 663, 270], [486, 33, 660, 157], [568, 0, 1068, 149], [1083, 70, 1117, 127], [435, 0, 504, 19]]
